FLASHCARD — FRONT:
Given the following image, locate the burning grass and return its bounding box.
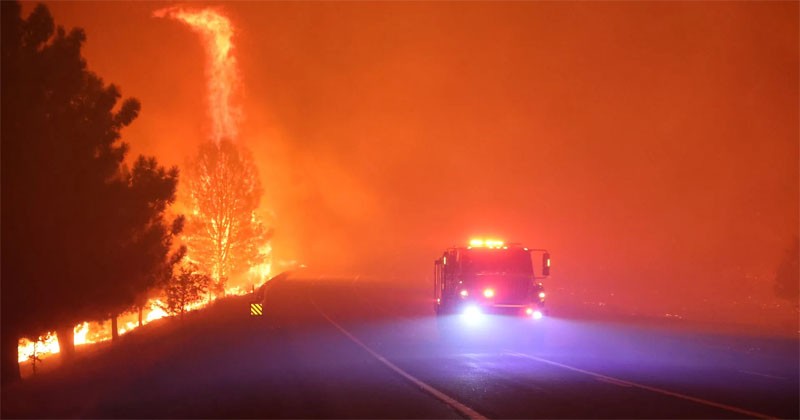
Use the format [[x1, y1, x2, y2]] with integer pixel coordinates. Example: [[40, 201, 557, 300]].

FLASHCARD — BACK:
[[17, 281, 262, 367]]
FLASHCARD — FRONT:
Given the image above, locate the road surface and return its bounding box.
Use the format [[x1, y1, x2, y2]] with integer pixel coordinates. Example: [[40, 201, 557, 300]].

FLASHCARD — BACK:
[[3, 276, 798, 418]]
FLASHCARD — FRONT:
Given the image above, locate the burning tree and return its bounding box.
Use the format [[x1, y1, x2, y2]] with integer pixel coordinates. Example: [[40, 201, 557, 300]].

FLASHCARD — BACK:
[[162, 265, 211, 320], [157, 6, 272, 292], [2, 2, 183, 383], [184, 140, 271, 294]]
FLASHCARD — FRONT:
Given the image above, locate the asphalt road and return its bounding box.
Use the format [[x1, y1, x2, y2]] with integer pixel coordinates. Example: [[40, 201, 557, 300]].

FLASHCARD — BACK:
[[3, 276, 798, 419]]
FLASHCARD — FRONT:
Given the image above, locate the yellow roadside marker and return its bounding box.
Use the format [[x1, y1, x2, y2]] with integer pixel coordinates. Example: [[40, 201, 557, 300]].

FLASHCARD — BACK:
[[250, 303, 263, 316]]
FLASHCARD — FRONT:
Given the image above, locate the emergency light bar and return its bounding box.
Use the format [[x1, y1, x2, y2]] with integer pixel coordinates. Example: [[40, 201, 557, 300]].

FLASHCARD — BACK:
[[468, 238, 505, 248]]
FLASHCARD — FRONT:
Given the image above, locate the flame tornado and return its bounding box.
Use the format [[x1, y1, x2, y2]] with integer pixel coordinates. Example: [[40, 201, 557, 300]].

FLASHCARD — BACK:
[[155, 6, 241, 142]]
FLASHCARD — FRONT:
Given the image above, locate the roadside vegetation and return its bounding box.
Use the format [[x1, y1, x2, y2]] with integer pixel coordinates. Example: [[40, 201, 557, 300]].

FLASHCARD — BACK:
[[1, 1, 184, 384]]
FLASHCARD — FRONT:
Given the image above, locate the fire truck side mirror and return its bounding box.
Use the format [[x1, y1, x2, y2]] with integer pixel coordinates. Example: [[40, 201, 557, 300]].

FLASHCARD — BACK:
[[542, 252, 551, 276]]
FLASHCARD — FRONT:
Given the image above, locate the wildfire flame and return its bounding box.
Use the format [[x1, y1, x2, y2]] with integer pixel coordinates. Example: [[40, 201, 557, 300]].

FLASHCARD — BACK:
[[16, 277, 273, 363], [15, 5, 273, 368], [154, 6, 241, 143], [17, 303, 168, 363], [74, 322, 89, 345]]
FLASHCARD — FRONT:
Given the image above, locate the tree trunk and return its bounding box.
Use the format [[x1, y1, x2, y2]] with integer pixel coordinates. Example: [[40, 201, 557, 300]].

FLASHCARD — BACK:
[[56, 326, 75, 362], [111, 315, 119, 342], [31, 343, 38, 375], [1, 329, 21, 385], [138, 306, 143, 327]]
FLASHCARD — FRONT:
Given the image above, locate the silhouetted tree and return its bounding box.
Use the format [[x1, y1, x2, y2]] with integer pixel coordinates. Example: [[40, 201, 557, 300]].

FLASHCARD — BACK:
[[1, 2, 182, 383], [162, 265, 211, 319], [774, 236, 799, 306], [184, 140, 271, 295], [29, 335, 47, 376], [133, 244, 187, 327]]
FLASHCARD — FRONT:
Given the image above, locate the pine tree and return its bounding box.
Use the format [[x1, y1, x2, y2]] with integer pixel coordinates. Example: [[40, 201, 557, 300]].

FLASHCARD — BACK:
[[1, 2, 182, 383], [163, 266, 211, 319]]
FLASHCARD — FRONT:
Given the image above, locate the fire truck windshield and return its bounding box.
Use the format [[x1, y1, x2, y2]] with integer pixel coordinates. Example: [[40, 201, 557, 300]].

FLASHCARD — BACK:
[[461, 248, 533, 275]]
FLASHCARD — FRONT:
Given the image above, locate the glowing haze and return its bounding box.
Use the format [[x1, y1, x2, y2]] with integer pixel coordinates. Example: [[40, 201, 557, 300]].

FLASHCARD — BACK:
[[20, 2, 798, 334], [154, 6, 240, 142]]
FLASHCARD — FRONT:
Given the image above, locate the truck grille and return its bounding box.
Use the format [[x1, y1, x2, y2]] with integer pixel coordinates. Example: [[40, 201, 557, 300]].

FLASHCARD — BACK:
[[483, 276, 529, 304]]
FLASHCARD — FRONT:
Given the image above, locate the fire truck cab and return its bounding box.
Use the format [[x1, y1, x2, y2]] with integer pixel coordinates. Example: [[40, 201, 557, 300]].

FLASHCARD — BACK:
[[434, 239, 550, 319]]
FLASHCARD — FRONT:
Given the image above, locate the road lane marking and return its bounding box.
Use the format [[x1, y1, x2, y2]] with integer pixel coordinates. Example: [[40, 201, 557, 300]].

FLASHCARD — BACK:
[[508, 352, 774, 419], [594, 376, 633, 388], [315, 306, 488, 420], [737, 370, 788, 381]]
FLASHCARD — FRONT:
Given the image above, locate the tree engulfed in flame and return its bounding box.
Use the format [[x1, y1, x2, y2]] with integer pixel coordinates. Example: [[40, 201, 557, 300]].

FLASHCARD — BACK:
[[154, 6, 240, 143], [155, 5, 273, 294], [184, 140, 272, 292]]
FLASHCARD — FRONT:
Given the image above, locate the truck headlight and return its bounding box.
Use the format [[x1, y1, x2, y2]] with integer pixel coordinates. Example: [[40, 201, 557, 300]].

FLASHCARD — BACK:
[[462, 305, 483, 323], [526, 308, 544, 320]]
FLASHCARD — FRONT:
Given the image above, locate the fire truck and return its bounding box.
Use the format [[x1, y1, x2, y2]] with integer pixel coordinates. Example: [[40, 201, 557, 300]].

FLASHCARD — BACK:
[[433, 239, 550, 319]]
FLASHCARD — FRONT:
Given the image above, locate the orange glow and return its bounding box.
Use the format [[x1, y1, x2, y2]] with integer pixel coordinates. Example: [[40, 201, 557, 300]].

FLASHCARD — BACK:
[[17, 292, 223, 363], [146, 300, 169, 323], [17, 335, 58, 363], [73, 322, 89, 345], [15, 0, 797, 357], [483, 288, 495, 298], [248, 243, 273, 288], [155, 6, 240, 143]]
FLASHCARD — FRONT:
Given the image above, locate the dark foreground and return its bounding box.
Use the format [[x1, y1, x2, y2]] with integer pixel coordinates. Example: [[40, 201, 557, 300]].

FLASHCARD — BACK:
[[3, 276, 798, 419]]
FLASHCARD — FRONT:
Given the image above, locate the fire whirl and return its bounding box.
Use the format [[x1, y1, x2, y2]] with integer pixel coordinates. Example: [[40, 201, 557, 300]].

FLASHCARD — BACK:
[[154, 6, 241, 143]]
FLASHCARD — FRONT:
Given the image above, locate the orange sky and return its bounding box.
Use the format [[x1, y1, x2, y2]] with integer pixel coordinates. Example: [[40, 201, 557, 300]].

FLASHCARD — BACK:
[[25, 1, 799, 324]]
